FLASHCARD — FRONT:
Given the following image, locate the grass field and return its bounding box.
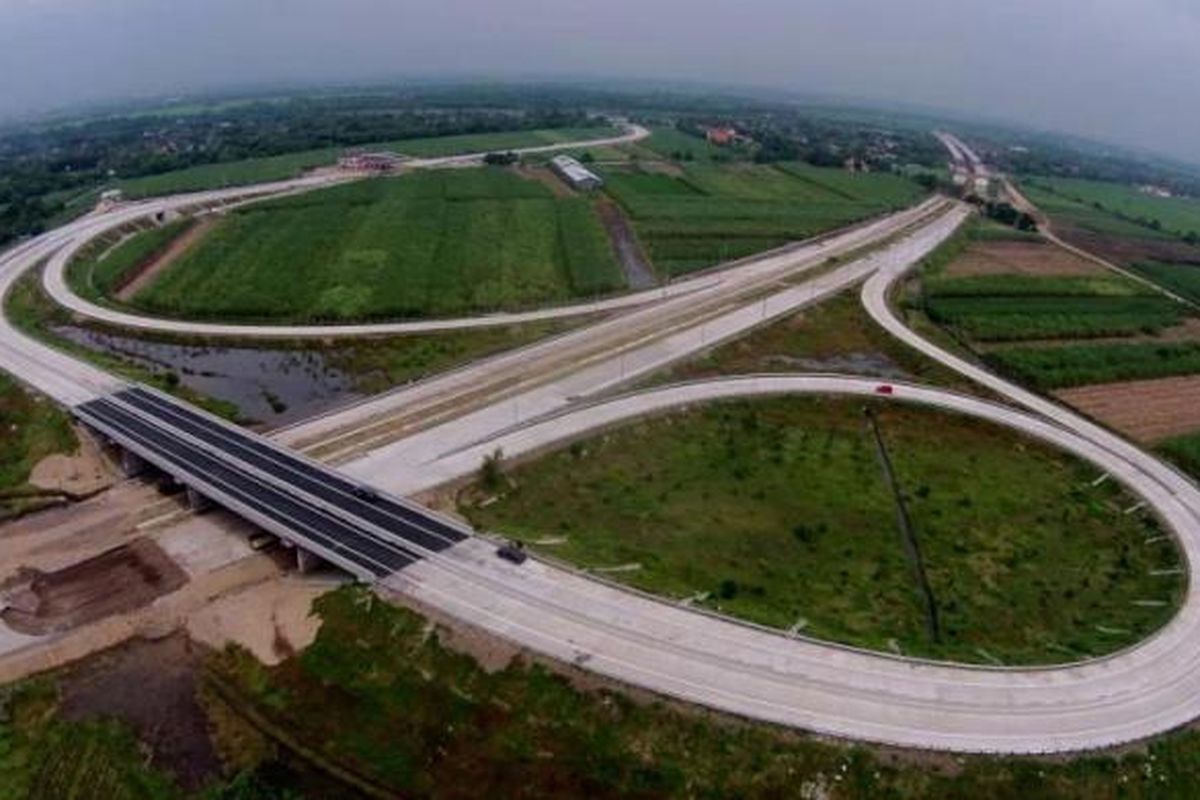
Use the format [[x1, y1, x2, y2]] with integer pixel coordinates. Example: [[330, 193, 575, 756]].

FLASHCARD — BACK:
[[115, 126, 620, 198], [131, 169, 624, 321], [465, 396, 1179, 664], [117, 149, 339, 198], [1018, 180, 1184, 241], [380, 125, 620, 157], [602, 162, 925, 276], [198, 585, 1200, 798], [67, 219, 194, 302], [1024, 176, 1200, 240], [636, 127, 735, 162], [988, 341, 1200, 389], [1129, 261, 1200, 304]]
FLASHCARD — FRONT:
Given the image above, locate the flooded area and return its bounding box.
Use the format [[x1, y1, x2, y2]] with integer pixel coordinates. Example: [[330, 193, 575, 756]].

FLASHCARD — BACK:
[[53, 325, 362, 427]]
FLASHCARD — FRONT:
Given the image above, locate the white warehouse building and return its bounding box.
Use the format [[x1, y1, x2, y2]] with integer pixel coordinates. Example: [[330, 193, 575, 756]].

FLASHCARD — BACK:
[[550, 155, 604, 191]]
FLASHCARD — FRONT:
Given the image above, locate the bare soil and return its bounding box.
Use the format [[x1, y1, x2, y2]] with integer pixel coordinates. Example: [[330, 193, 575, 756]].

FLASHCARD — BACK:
[[2, 537, 188, 635], [1056, 225, 1200, 267], [186, 575, 330, 666], [1055, 375, 1200, 442], [117, 216, 216, 300], [944, 240, 1104, 277], [28, 424, 118, 498], [58, 632, 222, 791]]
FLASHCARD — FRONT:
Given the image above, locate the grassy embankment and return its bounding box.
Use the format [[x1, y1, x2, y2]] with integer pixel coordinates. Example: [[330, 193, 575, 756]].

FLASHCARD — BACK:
[[66, 218, 194, 303], [601, 161, 926, 276], [0, 373, 77, 518], [129, 169, 624, 322], [194, 585, 1200, 799], [115, 126, 620, 198], [465, 396, 1180, 665]]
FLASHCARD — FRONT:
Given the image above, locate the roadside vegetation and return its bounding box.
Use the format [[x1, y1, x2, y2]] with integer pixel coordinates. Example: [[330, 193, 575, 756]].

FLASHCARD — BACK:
[[601, 160, 926, 276], [0, 372, 76, 519], [464, 396, 1180, 665], [7, 587, 1200, 798], [129, 169, 624, 322]]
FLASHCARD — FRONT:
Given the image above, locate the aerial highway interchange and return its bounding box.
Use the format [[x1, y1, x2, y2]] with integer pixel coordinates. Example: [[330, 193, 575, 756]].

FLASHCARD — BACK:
[[3, 125, 1200, 756]]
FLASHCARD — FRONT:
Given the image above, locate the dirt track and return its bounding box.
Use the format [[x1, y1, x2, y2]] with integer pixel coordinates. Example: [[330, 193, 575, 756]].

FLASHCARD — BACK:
[[1056, 374, 1200, 442], [117, 216, 215, 300]]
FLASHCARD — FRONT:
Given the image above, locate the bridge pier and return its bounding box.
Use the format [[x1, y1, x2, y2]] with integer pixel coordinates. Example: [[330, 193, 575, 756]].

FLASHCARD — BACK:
[[295, 548, 323, 574], [119, 448, 147, 477], [185, 486, 213, 513]]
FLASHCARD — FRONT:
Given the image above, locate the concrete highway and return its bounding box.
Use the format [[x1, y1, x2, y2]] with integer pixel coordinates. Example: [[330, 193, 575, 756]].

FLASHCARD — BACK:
[[6, 128, 1200, 754]]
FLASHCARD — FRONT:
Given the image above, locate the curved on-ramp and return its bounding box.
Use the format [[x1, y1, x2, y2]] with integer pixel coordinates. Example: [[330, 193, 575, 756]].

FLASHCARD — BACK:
[[369, 372, 1199, 755]]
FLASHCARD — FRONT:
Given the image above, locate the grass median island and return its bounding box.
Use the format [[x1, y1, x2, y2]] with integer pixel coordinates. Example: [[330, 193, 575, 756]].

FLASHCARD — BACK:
[[464, 396, 1181, 665], [66, 218, 194, 302], [600, 161, 926, 276], [129, 169, 625, 322]]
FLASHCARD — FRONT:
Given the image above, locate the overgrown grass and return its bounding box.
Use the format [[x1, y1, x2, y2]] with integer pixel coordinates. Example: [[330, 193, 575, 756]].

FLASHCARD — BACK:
[[601, 162, 926, 276], [465, 396, 1179, 664], [0, 681, 179, 800], [132, 169, 625, 321], [205, 585, 1200, 799], [0, 372, 76, 502], [987, 341, 1200, 389]]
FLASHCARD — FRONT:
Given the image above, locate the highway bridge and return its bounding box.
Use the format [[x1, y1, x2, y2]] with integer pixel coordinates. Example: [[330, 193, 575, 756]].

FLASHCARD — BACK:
[[73, 385, 467, 580]]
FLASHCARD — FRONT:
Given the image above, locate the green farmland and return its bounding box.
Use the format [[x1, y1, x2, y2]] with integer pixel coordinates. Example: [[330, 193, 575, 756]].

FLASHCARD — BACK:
[[130, 169, 624, 321], [116, 126, 619, 198], [1018, 179, 1189, 241], [1023, 176, 1200, 240], [1129, 260, 1200, 304], [988, 340, 1200, 389], [466, 396, 1179, 665], [922, 274, 1183, 341], [602, 162, 926, 276]]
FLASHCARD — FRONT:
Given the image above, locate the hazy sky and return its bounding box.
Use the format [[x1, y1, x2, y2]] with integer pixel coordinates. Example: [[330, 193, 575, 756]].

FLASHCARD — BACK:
[[2, 0, 1197, 162]]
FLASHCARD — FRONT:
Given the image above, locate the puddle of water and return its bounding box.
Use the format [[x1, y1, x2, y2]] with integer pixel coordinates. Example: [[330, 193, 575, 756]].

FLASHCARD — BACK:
[[54, 326, 362, 427]]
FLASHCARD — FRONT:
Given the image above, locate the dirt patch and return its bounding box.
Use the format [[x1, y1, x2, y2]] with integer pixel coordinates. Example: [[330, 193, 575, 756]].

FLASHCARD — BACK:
[[596, 198, 657, 290], [116, 215, 215, 300], [28, 424, 117, 498], [1055, 225, 1200, 267], [58, 633, 222, 791], [186, 576, 331, 666], [944, 240, 1104, 277], [1056, 374, 1200, 442], [2, 537, 188, 635]]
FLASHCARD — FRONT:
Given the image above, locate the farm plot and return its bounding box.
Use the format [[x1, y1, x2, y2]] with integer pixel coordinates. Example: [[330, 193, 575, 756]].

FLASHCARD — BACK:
[[602, 162, 925, 276], [1057, 375, 1200, 443], [921, 274, 1183, 341], [464, 396, 1179, 665], [1023, 177, 1200, 241], [986, 341, 1200, 389], [130, 169, 625, 322], [1128, 261, 1200, 305]]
